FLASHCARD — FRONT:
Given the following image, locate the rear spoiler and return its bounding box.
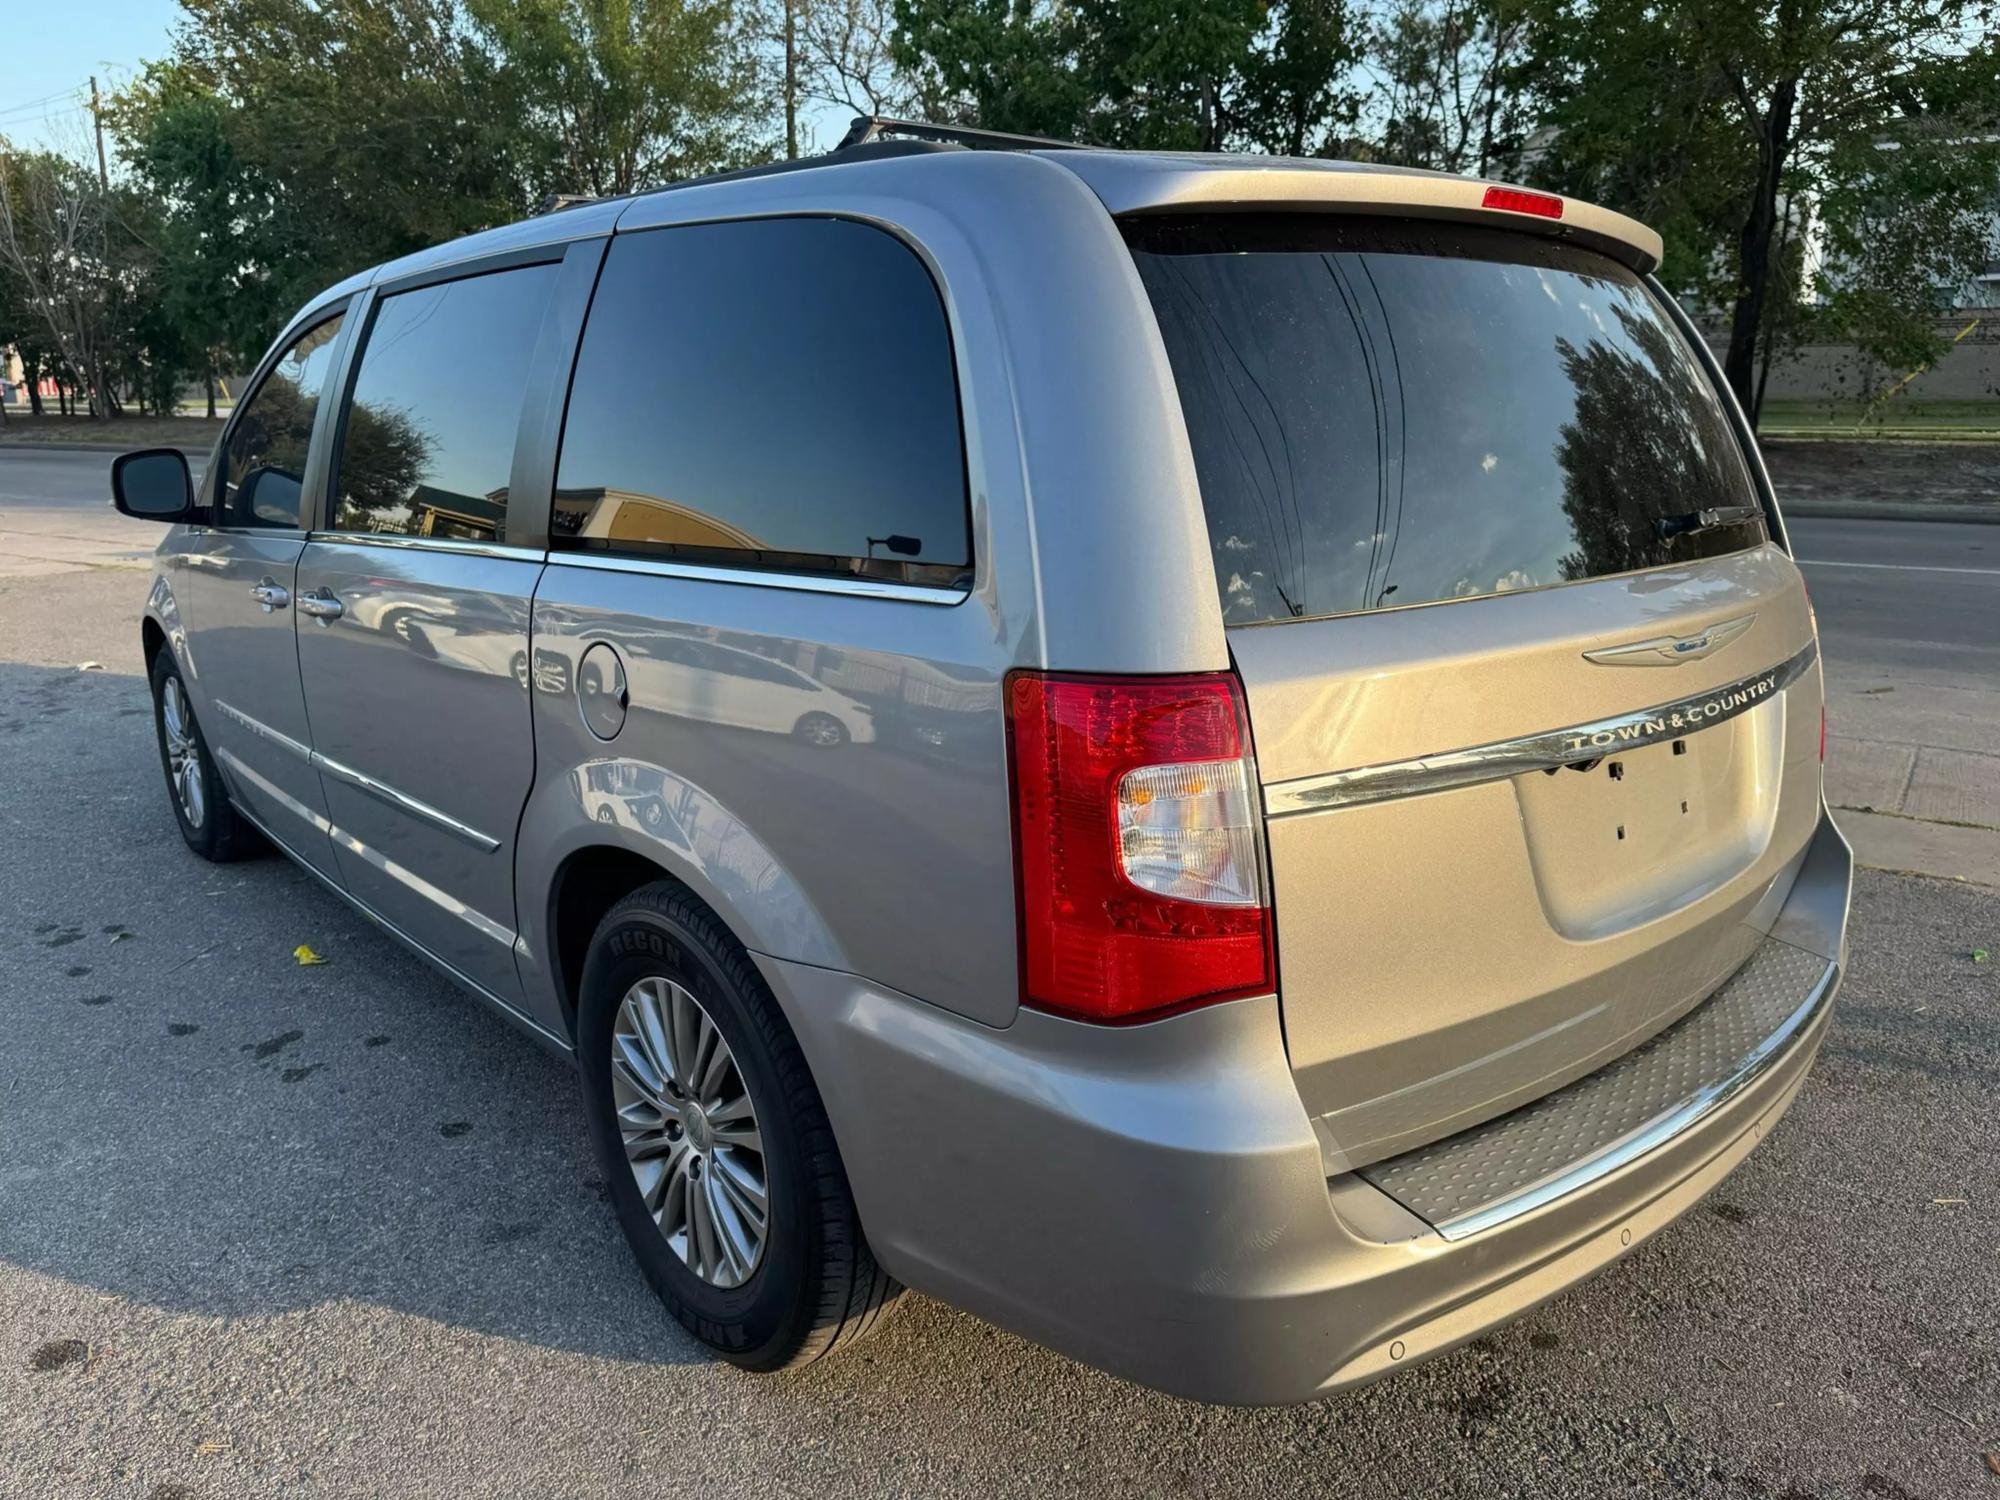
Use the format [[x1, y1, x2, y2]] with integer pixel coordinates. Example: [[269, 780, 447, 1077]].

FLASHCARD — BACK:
[[1042, 152, 1664, 275]]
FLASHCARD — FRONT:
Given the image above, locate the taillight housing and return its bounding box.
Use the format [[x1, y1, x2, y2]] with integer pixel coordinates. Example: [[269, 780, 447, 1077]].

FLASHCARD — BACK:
[[1005, 671, 1273, 1023]]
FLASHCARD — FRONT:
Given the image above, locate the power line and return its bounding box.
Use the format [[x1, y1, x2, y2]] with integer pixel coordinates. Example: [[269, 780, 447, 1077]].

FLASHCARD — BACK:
[[0, 86, 86, 120]]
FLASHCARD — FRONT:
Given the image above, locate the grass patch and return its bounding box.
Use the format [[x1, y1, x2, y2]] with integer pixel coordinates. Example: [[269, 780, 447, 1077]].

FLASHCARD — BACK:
[[0, 413, 226, 450], [1759, 399, 2000, 440]]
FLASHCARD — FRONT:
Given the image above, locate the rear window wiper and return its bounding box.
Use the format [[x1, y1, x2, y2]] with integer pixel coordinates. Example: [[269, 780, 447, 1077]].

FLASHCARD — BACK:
[[1654, 504, 1762, 541]]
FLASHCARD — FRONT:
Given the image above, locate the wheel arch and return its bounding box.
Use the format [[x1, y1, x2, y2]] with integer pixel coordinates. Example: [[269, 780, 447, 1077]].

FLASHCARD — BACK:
[[515, 756, 852, 1045], [141, 614, 168, 673], [546, 844, 682, 1043]]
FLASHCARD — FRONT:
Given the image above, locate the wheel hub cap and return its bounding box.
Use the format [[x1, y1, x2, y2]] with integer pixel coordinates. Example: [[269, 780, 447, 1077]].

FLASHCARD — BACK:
[[609, 976, 768, 1288]]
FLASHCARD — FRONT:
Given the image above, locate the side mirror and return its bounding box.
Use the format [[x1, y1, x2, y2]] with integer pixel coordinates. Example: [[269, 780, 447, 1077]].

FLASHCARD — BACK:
[[111, 448, 194, 522]]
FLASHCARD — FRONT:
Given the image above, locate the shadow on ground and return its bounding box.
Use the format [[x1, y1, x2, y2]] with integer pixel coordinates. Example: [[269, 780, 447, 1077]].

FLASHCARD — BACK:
[[0, 659, 706, 1365]]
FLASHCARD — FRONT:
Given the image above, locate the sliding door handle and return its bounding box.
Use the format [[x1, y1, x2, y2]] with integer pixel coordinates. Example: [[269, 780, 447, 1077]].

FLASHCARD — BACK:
[[298, 588, 345, 623]]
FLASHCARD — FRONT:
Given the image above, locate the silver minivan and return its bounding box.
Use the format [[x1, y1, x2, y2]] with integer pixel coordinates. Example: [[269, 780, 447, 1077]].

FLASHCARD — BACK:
[[114, 123, 1850, 1405]]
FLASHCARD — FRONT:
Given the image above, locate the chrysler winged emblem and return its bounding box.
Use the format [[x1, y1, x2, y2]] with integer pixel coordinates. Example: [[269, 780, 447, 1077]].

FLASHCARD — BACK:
[[1583, 613, 1755, 667]]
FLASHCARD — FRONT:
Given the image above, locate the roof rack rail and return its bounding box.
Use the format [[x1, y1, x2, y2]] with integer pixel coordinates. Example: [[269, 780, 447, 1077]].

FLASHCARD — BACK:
[[535, 192, 604, 216], [835, 116, 1086, 153]]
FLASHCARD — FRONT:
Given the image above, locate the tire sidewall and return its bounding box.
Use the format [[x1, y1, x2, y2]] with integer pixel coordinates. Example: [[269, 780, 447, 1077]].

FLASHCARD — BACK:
[[578, 902, 820, 1365]]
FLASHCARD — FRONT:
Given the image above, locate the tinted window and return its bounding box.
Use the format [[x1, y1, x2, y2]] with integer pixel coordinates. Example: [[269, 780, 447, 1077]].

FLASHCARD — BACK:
[[217, 311, 345, 528], [555, 218, 969, 587], [329, 264, 558, 540], [1128, 217, 1765, 624]]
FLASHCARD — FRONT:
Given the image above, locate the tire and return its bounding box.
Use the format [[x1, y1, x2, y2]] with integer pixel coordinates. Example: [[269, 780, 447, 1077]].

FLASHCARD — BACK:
[[150, 649, 259, 862], [793, 711, 850, 749], [578, 881, 900, 1370]]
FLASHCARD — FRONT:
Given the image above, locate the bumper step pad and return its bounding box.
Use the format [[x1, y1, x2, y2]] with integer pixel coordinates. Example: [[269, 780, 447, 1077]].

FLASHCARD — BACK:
[[1359, 936, 1836, 1241]]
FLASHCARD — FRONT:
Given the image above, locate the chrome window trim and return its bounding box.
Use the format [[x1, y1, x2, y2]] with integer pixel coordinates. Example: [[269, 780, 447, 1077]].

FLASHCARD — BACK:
[[544, 549, 969, 605], [1265, 640, 1819, 817], [1433, 957, 1838, 1242], [215, 699, 502, 851], [304, 531, 546, 564]]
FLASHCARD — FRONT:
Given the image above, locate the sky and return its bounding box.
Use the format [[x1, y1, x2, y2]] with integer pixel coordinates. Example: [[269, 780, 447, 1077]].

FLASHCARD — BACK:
[[0, 4, 182, 157]]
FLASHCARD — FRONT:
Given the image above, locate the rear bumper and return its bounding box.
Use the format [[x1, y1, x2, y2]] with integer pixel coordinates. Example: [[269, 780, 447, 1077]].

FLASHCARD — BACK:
[[761, 810, 1851, 1406]]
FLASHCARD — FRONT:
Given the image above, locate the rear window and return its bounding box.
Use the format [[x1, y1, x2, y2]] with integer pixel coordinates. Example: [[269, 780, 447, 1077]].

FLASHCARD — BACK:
[[1127, 216, 1766, 625]]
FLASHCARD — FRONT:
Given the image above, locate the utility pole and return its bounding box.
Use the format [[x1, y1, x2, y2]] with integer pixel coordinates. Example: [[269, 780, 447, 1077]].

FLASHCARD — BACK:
[[784, 0, 798, 160], [89, 76, 109, 191]]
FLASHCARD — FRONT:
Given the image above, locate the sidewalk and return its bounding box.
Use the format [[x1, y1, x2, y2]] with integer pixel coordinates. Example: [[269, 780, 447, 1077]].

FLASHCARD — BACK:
[[1824, 679, 2000, 888]]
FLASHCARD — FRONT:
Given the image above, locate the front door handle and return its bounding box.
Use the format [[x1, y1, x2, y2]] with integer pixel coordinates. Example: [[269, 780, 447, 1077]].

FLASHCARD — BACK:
[[298, 588, 345, 624], [249, 579, 290, 612]]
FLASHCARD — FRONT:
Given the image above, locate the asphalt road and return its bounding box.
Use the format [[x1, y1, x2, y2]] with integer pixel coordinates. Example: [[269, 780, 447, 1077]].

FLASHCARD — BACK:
[[0, 453, 1996, 1497], [1792, 517, 2000, 680]]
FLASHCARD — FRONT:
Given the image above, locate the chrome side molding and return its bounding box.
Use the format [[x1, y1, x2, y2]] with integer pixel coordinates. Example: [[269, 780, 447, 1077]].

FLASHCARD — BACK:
[[214, 699, 501, 852], [1266, 640, 1818, 817]]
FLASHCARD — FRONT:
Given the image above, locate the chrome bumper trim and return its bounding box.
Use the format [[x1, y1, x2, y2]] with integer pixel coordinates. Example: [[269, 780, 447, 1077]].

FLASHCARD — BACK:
[[1266, 640, 1819, 816], [1428, 955, 1837, 1242]]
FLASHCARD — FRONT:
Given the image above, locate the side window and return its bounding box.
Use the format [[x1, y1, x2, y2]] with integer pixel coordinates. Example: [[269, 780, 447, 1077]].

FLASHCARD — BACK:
[[329, 263, 558, 541], [217, 311, 345, 529], [553, 217, 970, 587]]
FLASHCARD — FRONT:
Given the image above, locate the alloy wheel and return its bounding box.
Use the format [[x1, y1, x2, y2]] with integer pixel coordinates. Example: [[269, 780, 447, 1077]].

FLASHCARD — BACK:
[[610, 976, 769, 1288], [159, 677, 206, 829]]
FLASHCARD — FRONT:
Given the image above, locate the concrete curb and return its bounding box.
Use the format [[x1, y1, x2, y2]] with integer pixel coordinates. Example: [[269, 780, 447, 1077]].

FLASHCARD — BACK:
[[1781, 499, 2000, 525]]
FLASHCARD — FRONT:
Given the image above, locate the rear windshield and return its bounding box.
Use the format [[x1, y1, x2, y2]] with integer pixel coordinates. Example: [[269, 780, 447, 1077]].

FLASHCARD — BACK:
[[1127, 216, 1766, 625]]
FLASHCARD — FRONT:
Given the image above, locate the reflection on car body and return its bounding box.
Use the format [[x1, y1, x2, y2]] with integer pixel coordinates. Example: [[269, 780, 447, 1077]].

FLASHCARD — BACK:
[[632, 628, 876, 747]]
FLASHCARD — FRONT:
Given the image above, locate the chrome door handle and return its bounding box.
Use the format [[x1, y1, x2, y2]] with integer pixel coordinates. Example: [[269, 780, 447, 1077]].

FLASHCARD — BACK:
[[297, 588, 345, 623], [249, 579, 290, 612]]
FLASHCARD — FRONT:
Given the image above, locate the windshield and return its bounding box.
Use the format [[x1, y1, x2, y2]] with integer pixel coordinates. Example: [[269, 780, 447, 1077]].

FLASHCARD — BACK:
[[1127, 216, 1767, 625]]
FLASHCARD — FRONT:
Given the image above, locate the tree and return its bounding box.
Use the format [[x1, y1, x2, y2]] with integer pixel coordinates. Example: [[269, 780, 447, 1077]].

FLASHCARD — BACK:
[[153, 0, 529, 321], [796, 0, 920, 120], [471, 0, 770, 197], [1232, 0, 1366, 158], [891, 0, 1368, 151], [0, 149, 125, 420], [891, 0, 1095, 137], [106, 64, 263, 413], [1366, 0, 1531, 174], [1518, 0, 2000, 422]]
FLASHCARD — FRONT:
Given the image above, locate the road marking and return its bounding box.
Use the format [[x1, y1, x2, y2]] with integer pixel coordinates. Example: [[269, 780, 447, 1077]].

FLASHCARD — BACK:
[[1796, 559, 2000, 577]]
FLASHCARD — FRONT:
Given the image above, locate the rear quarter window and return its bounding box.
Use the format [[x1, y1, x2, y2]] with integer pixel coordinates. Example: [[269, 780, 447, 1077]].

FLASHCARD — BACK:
[[553, 216, 970, 589], [1126, 216, 1766, 624]]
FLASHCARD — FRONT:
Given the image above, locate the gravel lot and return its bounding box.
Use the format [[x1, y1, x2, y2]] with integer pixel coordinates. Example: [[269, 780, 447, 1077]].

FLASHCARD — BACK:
[[2, 566, 1997, 1499]]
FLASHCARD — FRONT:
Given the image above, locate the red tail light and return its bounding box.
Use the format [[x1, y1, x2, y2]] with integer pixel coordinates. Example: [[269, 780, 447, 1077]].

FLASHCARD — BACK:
[[1481, 185, 1564, 220], [1005, 672, 1273, 1023]]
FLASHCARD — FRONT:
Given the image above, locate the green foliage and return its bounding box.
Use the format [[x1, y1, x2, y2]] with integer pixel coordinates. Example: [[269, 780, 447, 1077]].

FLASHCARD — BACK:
[[470, 0, 770, 197], [890, 0, 1366, 150], [1513, 0, 2000, 418], [157, 0, 527, 320]]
